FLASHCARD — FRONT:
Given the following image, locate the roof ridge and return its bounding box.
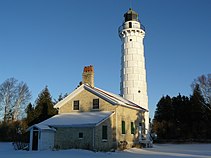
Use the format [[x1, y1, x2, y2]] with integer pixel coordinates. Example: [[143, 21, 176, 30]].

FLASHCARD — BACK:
[[91, 86, 147, 111], [93, 87, 124, 104]]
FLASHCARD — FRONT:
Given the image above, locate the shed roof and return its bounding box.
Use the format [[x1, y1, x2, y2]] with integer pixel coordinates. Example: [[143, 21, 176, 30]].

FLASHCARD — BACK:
[[27, 124, 56, 132], [40, 111, 113, 128], [27, 111, 114, 131]]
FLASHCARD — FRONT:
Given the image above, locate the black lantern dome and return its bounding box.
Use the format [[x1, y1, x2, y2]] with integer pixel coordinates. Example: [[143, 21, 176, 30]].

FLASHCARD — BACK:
[[124, 8, 138, 22]]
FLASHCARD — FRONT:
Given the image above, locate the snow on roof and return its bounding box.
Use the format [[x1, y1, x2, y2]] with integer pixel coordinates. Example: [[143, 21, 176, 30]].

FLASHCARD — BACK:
[[54, 84, 147, 111], [36, 124, 56, 130], [91, 86, 147, 111], [38, 111, 114, 128], [27, 124, 56, 131]]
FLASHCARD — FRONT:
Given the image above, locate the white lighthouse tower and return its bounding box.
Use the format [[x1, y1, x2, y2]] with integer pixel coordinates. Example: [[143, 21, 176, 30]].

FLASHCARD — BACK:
[[119, 8, 149, 136]]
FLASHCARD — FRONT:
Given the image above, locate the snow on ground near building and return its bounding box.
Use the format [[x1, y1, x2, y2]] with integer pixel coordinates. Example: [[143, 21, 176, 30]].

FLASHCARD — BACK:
[[0, 143, 211, 158]]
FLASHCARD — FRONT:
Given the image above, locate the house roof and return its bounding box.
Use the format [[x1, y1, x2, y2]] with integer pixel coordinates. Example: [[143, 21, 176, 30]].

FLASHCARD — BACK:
[[37, 111, 114, 128], [54, 84, 147, 111]]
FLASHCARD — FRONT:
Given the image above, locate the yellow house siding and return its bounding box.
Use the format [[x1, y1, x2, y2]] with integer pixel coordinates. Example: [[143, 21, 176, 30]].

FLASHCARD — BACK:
[[55, 87, 145, 151], [94, 114, 116, 151], [58, 89, 116, 114], [115, 105, 144, 148]]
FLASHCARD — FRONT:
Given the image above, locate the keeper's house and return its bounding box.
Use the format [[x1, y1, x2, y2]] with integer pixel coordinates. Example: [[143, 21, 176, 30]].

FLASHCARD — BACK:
[[28, 66, 147, 151]]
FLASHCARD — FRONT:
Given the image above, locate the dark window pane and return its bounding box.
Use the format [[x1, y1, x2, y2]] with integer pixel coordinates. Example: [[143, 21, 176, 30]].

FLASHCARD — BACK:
[[73, 100, 79, 110], [129, 22, 132, 28], [102, 125, 107, 140], [93, 99, 99, 109], [79, 132, 83, 139]]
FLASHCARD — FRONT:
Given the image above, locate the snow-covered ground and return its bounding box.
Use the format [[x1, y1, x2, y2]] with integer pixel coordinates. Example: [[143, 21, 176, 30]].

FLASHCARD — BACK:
[[0, 143, 211, 158]]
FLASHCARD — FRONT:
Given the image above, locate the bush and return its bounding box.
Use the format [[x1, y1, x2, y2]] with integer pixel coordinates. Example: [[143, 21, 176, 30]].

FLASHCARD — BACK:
[[118, 141, 128, 150], [0, 121, 28, 143]]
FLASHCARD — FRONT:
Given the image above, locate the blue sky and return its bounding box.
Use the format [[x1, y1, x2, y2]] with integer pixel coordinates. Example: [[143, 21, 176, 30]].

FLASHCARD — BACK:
[[0, 0, 210, 118]]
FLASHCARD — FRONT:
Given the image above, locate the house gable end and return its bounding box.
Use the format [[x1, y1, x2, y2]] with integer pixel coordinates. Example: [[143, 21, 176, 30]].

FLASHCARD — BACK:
[[54, 84, 118, 111], [54, 84, 146, 113], [54, 84, 85, 109]]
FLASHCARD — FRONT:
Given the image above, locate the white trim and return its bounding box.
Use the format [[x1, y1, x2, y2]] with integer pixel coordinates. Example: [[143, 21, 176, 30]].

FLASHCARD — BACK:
[[115, 108, 118, 147], [54, 85, 84, 108], [84, 86, 117, 105], [29, 129, 33, 150], [92, 86, 147, 111], [102, 139, 108, 142]]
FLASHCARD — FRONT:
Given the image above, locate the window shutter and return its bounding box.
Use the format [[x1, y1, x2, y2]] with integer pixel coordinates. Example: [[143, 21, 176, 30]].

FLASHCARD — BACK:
[[122, 121, 126, 134], [131, 122, 135, 134]]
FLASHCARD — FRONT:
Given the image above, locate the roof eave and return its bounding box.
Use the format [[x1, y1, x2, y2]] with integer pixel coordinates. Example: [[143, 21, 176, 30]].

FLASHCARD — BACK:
[[84, 85, 118, 105], [54, 84, 85, 109]]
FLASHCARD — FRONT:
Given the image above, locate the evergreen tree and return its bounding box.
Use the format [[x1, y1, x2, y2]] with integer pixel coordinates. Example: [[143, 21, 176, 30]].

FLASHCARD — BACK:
[[25, 103, 35, 126], [171, 94, 190, 139], [153, 94, 192, 140], [54, 93, 68, 105], [190, 84, 207, 139], [153, 74, 211, 141], [32, 86, 57, 124], [153, 95, 174, 139]]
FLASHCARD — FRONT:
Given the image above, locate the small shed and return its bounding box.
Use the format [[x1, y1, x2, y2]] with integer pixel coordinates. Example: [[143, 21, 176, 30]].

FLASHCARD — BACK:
[[27, 124, 56, 150], [27, 111, 114, 151]]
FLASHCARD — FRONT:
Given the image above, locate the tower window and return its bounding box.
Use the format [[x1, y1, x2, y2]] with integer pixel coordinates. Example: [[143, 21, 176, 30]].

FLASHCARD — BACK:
[[130, 39, 132, 41], [73, 100, 79, 110], [129, 22, 132, 28], [138, 90, 141, 93]]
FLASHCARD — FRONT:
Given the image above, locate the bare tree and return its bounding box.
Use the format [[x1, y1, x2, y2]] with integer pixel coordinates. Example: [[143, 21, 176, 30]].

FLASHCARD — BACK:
[[191, 74, 211, 110], [13, 82, 32, 120], [0, 78, 31, 121], [0, 78, 17, 121]]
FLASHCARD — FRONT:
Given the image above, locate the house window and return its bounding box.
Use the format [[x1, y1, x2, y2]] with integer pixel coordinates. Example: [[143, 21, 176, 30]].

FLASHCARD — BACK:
[[79, 132, 83, 139], [102, 125, 107, 140], [73, 100, 79, 110], [122, 121, 126, 134], [131, 122, 135, 134], [93, 99, 99, 109]]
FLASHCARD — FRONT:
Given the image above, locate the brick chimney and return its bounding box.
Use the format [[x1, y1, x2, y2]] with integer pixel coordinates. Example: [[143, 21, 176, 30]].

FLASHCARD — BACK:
[[82, 65, 94, 87]]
